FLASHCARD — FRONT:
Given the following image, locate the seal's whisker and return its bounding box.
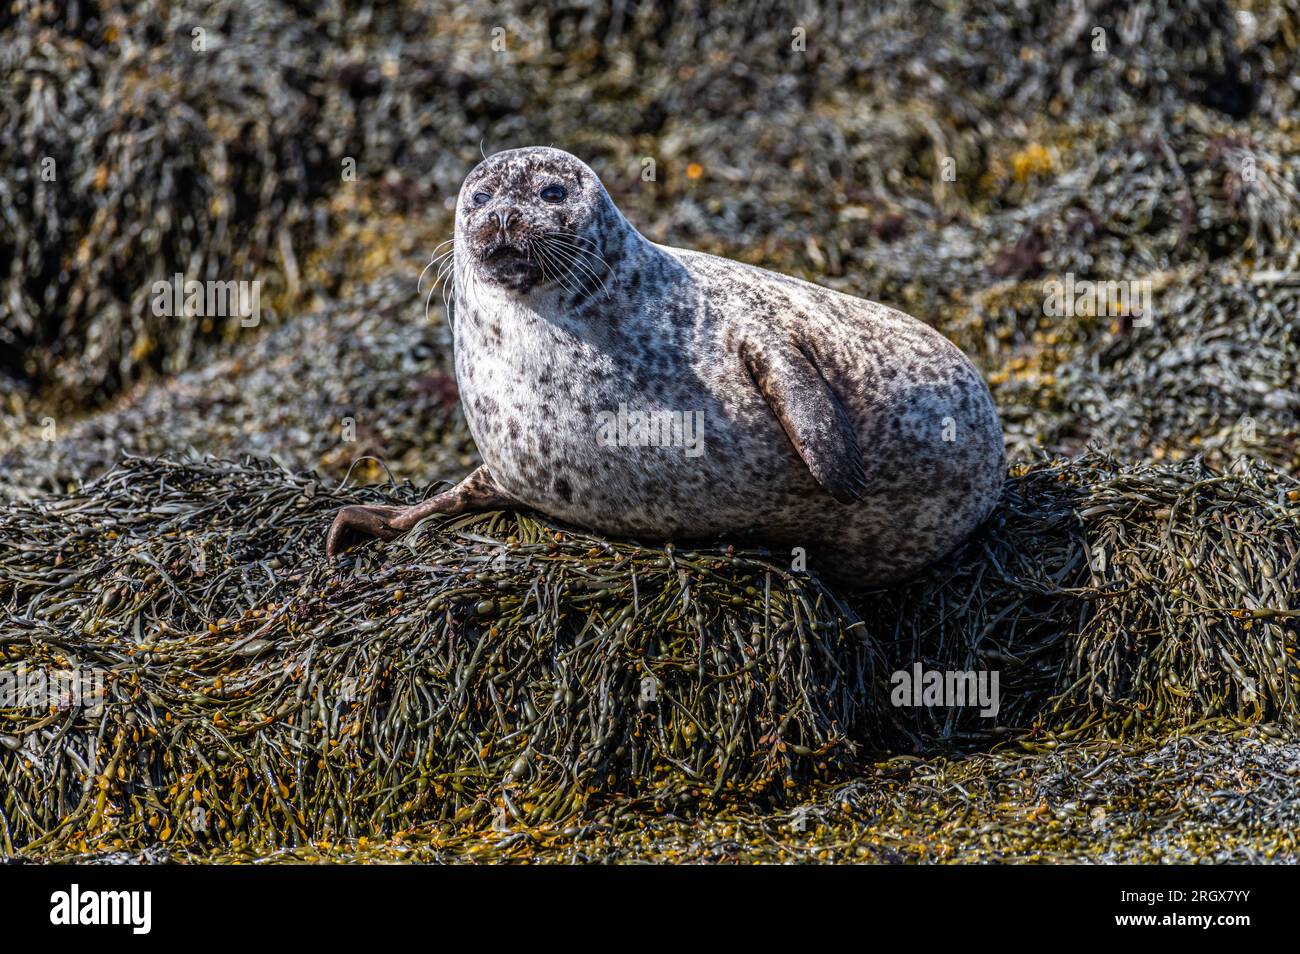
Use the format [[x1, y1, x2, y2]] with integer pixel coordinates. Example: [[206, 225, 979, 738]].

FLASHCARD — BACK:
[[441, 272, 456, 323], [542, 240, 614, 296], [544, 229, 603, 252], [425, 269, 448, 325], [467, 267, 488, 318], [542, 240, 611, 299], [542, 231, 612, 270], [534, 245, 549, 283], [436, 256, 458, 327], [435, 258, 457, 303], [539, 243, 597, 300], [547, 247, 589, 301], [535, 244, 582, 299], [539, 231, 611, 272], [427, 238, 455, 264], [421, 250, 455, 294], [417, 257, 438, 295], [534, 245, 561, 296], [418, 242, 456, 294], [434, 252, 456, 282], [426, 250, 460, 332], [433, 256, 456, 294], [543, 237, 609, 268]]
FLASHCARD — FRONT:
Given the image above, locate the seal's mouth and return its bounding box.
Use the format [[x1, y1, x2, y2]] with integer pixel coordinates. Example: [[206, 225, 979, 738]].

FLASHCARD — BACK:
[[482, 241, 529, 264], [475, 240, 543, 290]]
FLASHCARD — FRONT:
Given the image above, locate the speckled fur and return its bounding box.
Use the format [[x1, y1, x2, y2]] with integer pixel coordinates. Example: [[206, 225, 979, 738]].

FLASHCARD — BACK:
[[451, 147, 1005, 586]]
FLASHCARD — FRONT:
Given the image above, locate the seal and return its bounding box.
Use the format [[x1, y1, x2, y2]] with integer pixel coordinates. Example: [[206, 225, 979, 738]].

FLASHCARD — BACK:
[[326, 146, 1006, 586]]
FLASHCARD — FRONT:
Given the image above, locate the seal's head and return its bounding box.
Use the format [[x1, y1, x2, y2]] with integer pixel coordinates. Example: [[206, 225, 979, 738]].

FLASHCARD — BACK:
[[455, 146, 618, 295]]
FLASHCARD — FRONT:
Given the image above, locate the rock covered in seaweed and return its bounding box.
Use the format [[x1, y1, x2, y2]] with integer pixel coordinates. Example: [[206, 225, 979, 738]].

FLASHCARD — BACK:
[[1, 451, 1297, 858]]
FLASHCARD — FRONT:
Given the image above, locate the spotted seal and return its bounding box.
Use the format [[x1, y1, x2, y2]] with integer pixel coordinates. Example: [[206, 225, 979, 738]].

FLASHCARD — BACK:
[[326, 146, 1005, 586]]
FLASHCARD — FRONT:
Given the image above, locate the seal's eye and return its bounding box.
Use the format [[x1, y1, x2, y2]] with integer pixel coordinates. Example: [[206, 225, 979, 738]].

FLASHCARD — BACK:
[[472, 191, 491, 206], [539, 184, 567, 203]]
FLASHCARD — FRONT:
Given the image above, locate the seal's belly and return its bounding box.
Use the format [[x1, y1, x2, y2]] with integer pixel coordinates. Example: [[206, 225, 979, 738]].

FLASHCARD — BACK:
[[458, 341, 793, 536]]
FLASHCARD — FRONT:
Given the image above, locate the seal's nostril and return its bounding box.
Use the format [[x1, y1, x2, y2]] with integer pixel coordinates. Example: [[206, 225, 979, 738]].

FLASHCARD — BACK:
[[494, 208, 522, 234], [491, 209, 522, 237]]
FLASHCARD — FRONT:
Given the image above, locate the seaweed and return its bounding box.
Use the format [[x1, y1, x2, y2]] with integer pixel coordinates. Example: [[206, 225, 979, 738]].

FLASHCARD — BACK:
[[1, 452, 1296, 860]]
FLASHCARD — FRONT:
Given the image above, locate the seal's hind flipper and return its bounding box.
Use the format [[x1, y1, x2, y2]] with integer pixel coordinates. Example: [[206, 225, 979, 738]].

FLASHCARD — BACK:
[[325, 504, 406, 558], [325, 466, 518, 558], [739, 339, 868, 504]]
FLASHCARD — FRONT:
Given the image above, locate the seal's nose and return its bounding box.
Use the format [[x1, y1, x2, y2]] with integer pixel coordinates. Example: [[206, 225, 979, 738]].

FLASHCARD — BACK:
[[495, 208, 520, 233]]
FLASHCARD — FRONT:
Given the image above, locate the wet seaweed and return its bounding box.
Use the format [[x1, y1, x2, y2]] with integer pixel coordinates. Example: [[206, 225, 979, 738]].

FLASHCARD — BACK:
[[1, 452, 1296, 859]]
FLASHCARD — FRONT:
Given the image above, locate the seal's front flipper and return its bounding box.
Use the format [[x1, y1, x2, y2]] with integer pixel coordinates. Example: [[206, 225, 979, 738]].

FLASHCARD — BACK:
[[740, 340, 868, 504], [325, 466, 517, 558]]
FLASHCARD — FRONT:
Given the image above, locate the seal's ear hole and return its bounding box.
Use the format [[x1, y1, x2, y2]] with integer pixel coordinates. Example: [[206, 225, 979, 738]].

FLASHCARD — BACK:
[[539, 185, 567, 203]]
